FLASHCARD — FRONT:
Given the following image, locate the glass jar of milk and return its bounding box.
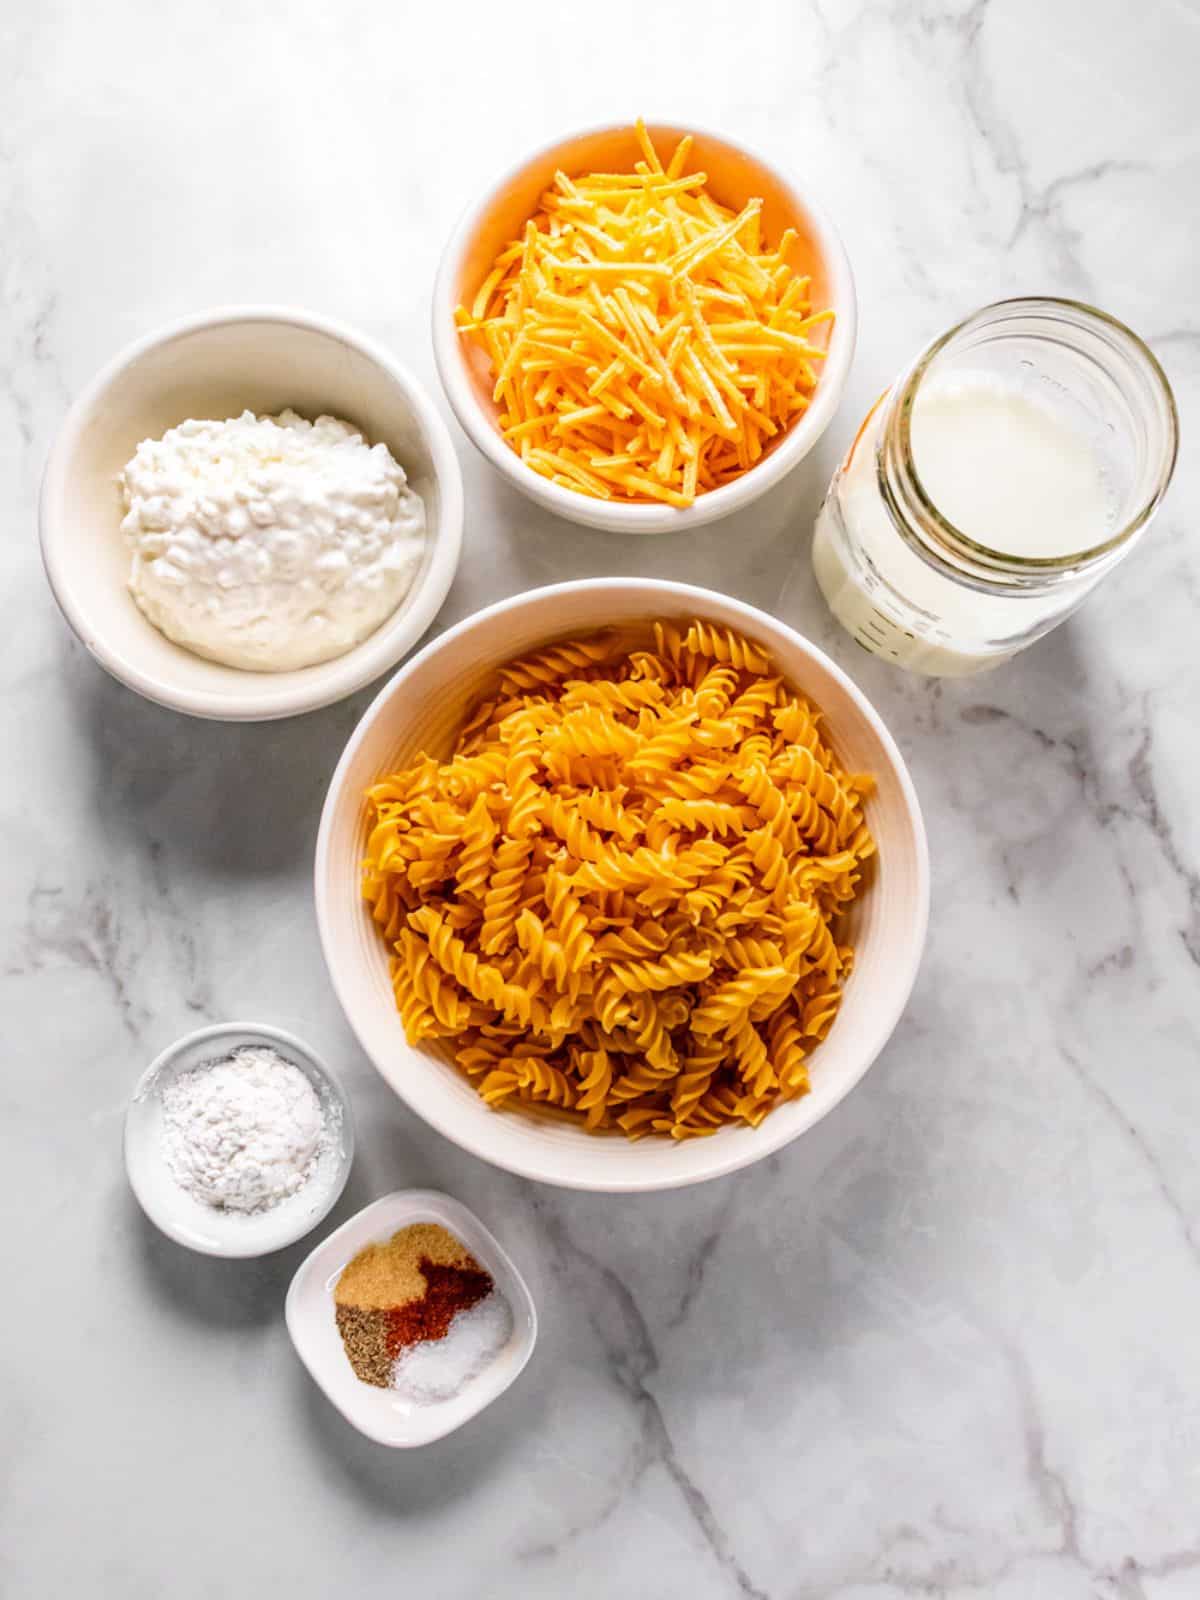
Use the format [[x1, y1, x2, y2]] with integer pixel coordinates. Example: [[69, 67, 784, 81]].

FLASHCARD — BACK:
[[812, 298, 1178, 676]]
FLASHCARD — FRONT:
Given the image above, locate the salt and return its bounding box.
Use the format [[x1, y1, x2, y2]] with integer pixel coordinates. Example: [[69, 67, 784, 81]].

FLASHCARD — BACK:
[[391, 1290, 513, 1404]]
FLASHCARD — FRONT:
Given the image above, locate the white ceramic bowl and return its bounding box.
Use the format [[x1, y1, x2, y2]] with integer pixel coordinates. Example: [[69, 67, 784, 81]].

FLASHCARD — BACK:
[[433, 121, 856, 534], [286, 1189, 537, 1447], [316, 579, 928, 1193], [40, 307, 464, 721], [124, 1021, 355, 1256]]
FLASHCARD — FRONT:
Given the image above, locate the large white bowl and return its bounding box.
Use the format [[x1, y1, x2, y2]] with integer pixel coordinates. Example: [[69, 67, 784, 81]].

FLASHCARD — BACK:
[[433, 122, 856, 534], [40, 307, 464, 721], [315, 580, 928, 1193]]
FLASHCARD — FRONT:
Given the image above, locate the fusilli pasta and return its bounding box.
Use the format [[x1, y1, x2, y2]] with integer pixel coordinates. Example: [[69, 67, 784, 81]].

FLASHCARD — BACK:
[[362, 620, 875, 1139]]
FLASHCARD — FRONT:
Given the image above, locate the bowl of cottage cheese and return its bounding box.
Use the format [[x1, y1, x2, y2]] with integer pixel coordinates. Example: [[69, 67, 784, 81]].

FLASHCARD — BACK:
[[40, 308, 463, 720]]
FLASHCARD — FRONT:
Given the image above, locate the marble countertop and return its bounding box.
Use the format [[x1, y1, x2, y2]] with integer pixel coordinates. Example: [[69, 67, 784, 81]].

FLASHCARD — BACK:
[[3, 2, 1198, 1595]]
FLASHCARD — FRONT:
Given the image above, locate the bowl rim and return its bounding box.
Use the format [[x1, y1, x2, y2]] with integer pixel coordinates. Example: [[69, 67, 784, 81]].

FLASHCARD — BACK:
[[431, 119, 858, 534], [314, 577, 929, 1192], [39, 304, 465, 722], [123, 1019, 356, 1257]]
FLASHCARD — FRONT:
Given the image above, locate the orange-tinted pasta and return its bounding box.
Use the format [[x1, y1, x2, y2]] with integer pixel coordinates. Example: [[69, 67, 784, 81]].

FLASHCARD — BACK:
[[362, 620, 874, 1140]]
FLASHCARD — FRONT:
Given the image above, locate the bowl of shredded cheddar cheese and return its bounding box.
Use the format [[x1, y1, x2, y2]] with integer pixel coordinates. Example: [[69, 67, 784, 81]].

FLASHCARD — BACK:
[[433, 121, 856, 533], [315, 579, 927, 1192]]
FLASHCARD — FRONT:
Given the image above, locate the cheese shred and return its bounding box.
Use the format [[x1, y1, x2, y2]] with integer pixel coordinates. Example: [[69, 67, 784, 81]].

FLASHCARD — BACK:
[[455, 121, 831, 509]]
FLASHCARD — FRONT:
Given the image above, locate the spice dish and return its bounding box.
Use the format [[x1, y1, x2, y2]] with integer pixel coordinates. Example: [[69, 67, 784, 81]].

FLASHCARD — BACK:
[[40, 307, 463, 721], [433, 121, 856, 533], [285, 1190, 537, 1447], [315, 578, 928, 1192], [124, 1022, 354, 1258]]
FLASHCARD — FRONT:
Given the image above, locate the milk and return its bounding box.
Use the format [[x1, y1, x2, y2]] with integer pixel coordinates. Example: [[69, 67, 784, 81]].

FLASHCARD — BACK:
[[910, 376, 1114, 558], [812, 374, 1117, 675]]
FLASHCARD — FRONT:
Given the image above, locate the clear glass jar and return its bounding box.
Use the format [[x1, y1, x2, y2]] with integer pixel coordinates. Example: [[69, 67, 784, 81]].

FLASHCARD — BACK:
[[812, 298, 1179, 676]]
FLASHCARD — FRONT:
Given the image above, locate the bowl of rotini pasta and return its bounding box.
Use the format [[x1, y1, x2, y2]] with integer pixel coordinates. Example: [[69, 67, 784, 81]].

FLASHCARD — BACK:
[[315, 580, 927, 1191]]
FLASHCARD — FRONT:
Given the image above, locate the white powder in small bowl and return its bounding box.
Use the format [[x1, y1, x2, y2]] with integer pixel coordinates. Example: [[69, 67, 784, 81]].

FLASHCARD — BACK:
[[160, 1045, 334, 1214]]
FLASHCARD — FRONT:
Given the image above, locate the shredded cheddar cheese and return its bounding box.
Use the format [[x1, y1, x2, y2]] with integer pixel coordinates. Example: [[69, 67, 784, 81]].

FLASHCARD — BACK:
[[455, 121, 833, 509]]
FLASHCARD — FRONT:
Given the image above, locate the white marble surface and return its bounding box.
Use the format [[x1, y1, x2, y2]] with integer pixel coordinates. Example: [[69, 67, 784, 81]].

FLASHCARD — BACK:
[[3, 2, 1198, 1595]]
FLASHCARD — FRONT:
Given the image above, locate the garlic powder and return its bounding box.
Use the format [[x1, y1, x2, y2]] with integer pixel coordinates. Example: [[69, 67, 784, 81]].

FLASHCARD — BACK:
[[119, 410, 426, 671]]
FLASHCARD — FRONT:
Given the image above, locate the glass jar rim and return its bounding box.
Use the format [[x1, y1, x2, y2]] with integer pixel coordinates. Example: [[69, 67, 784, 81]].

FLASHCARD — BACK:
[[885, 296, 1179, 575]]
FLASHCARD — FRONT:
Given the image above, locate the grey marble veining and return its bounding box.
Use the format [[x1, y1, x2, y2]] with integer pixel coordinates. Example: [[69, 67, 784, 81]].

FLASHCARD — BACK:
[[2, 2, 1198, 1596]]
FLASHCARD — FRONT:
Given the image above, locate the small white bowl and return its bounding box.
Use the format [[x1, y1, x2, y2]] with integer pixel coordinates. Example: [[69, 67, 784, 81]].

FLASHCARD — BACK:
[[315, 578, 928, 1193], [124, 1021, 354, 1257], [40, 307, 464, 721], [433, 121, 856, 534], [286, 1190, 537, 1447]]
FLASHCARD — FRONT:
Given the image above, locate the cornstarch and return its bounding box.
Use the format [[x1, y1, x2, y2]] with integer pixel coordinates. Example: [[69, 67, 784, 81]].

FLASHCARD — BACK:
[[160, 1045, 333, 1213]]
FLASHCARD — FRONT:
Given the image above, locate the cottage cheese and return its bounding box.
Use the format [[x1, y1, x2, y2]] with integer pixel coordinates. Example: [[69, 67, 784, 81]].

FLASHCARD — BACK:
[[119, 410, 426, 671]]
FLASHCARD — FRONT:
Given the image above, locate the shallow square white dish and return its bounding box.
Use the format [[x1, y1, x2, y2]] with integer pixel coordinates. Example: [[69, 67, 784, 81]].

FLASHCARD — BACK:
[[285, 1190, 537, 1447]]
